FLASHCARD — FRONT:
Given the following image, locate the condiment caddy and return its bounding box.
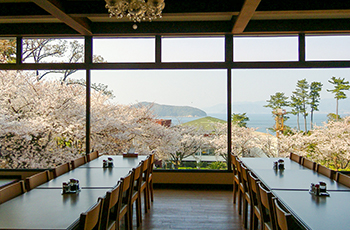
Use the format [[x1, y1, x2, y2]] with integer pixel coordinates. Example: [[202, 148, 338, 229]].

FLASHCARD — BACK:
[[62, 178, 81, 194], [309, 181, 330, 196], [103, 157, 114, 168], [273, 159, 285, 170]]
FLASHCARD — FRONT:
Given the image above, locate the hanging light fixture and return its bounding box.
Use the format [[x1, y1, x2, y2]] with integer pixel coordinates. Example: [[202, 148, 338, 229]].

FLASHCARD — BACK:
[[105, 0, 165, 23]]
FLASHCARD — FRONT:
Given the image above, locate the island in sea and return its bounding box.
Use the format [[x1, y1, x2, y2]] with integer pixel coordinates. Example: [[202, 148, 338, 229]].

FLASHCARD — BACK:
[[134, 102, 207, 117]]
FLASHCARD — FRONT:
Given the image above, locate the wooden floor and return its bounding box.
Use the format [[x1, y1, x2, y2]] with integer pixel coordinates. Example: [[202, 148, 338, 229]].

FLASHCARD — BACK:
[[125, 186, 244, 230]]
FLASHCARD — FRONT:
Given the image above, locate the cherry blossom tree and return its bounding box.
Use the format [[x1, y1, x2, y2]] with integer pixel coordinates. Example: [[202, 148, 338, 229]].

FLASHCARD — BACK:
[[278, 117, 350, 170]]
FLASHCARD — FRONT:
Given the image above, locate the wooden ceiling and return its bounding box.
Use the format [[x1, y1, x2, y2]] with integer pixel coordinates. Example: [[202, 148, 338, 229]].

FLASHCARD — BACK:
[[1, 0, 350, 37]]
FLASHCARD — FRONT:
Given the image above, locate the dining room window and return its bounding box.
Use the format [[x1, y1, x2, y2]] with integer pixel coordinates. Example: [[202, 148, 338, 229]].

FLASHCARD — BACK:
[[91, 69, 228, 170], [233, 36, 299, 62], [162, 36, 225, 62], [93, 37, 155, 63], [0, 37, 16, 63], [22, 37, 85, 64], [0, 69, 86, 169], [306, 35, 350, 61]]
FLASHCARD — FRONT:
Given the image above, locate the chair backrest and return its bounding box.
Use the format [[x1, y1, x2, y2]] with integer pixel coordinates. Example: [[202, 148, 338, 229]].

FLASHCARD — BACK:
[[248, 171, 261, 206], [141, 157, 150, 185], [240, 163, 250, 193], [87, 150, 99, 162], [0, 180, 26, 204], [231, 153, 239, 174], [336, 172, 350, 187], [118, 170, 134, 217], [131, 163, 143, 196], [273, 198, 293, 230], [100, 182, 121, 230], [258, 182, 277, 230], [316, 164, 335, 179], [71, 156, 87, 169], [25, 170, 50, 191], [53, 162, 70, 178], [148, 153, 155, 175], [289, 152, 302, 164], [79, 197, 104, 230], [116, 170, 134, 230], [301, 157, 316, 170]]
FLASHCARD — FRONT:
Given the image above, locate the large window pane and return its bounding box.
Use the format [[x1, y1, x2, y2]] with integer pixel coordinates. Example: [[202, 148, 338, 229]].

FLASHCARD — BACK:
[[234, 36, 298, 62], [0, 70, 86, 169], [22, 38, 84, 63], [306, 35, 350, 61], [231, 68, 350, 157], [0, 38, 16, 63], [91, 70, 227, 170], [93, 37, 155, 63], [162, 37, 225, 62]]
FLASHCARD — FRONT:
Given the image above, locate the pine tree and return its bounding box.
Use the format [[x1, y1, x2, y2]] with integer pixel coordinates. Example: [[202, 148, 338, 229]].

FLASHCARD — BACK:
[[291, 79, 309, 132], [327, 76, 350, 120], [309, 82, 322, 129], [290, 94, 302, 131]]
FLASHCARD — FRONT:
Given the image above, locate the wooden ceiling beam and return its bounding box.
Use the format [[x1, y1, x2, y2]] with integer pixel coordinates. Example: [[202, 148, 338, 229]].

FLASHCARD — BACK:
[[232, 0, 261, 34], [32, 0, 92, 35]]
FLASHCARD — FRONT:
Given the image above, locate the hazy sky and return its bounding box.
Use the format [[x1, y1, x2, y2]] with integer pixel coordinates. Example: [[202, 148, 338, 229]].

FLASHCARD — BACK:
[[69, 36, 350, 112]]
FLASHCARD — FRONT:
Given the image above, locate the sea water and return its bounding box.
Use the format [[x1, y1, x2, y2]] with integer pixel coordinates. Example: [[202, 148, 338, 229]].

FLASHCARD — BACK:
[[160, 113, 338, 133]]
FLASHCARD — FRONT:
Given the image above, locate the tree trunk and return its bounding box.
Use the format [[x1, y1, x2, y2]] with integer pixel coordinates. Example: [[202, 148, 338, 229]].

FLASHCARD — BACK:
[[336, 98, 339, 120], [304, 115, 307, 133], [296, 113, 300, 131], [310, 109, 314, 130]]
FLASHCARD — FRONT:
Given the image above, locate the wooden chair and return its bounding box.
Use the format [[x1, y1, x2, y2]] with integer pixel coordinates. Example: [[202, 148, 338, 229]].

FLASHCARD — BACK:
[[248, 171, 263, 230], [239, 163, 252, 229], [140, 157, 150, 214], [231, 153, 240, 205], [273, 198, 294, 230], [117, 170, 134, 230], [289, 152, 302, 164], [129, 163, 143, 228], [25, 170, 51, 191], [87, 150, 99, 162], [316, 164, 335, 180], [336, 172, 350, 187], [79, 197, 104, 230], [71, 155, 87, 169], [0, 180, 26, 204], [301, 157, 316, 170], [234, 157, 244, 215], [258, 182, 277, 230], [147, 153, 155, 206], [53, 162, 70, 178], [101, 182, 122, 230]]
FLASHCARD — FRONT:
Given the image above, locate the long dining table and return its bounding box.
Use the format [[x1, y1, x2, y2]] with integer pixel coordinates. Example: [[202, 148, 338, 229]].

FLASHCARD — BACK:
[[0, 155, 147, 230], [240, 157, 350, 230]]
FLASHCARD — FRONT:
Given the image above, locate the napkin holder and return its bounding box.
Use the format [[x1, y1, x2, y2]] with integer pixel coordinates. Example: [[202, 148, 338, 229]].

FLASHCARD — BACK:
[[62, 178, 81, 194], [103, 157, 114, 168], [309, 181, 330, 197], [273, 159, 285, 170]]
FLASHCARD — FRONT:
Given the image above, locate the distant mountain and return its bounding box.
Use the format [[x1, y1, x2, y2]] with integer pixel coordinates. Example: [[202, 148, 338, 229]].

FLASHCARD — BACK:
[[135, 102, 207, 117]]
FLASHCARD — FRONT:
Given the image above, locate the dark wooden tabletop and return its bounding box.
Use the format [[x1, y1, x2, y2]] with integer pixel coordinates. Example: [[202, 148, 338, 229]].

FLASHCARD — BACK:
[[37, 167, 130, 189], [0, 155, 146, 229], [0, 188, 108, 230], [241, 157, 306, 170], [252, 169, 350, 191], [273, 190, 350, 230], [79, 155, 147, 168]]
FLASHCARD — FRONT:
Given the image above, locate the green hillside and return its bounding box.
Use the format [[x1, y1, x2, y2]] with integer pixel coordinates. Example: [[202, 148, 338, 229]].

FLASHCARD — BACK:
[[181, 116, 226, 130], [136, 102, 207, 117]]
